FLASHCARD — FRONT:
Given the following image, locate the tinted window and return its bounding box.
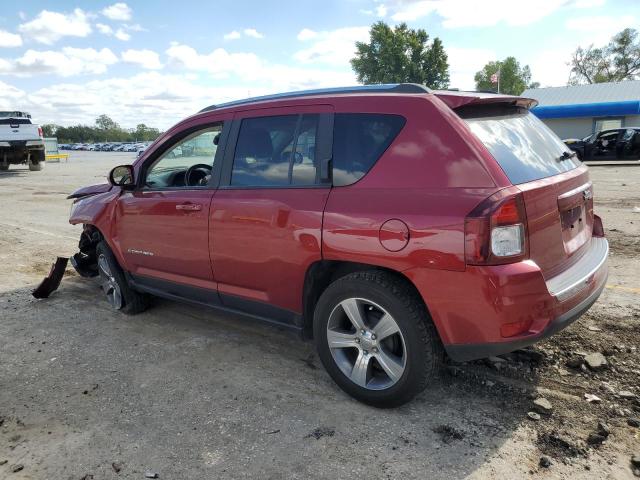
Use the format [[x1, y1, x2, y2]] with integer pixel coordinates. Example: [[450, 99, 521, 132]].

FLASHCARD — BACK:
[[231, 114, 320, 187], [332, 114, 405, 186], [464, 111, 580, 185]]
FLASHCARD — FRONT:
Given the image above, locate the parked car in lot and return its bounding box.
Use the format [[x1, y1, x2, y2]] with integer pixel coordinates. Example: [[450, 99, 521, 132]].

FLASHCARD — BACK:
[[66, 84, 608, 407], [564, 127, 640, 161]]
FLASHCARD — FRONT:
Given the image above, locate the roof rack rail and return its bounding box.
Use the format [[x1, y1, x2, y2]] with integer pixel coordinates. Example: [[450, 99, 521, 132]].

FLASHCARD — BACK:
[[199, 83, 430, 113]]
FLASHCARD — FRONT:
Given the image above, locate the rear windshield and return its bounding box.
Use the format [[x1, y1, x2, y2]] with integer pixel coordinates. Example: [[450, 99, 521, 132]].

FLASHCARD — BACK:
[[463, 109, 579, 184]]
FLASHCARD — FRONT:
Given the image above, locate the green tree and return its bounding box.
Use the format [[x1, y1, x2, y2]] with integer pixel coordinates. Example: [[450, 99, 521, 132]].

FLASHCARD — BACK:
[[474, 57, 536, 95], [351, 21, 449, 89], [570, 28, 640, 84], [41, 124, 59, 137], [95, 114, 119, 131]]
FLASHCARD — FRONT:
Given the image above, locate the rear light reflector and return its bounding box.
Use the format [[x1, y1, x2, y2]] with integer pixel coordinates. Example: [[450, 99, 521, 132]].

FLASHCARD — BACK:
[[465, 188, 528, 265], [38, 127, 43, 138], [500, 318, 533, 338]]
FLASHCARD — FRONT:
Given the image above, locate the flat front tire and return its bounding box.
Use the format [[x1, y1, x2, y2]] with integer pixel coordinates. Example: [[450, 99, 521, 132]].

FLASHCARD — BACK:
[[314, 271, 442, 408]]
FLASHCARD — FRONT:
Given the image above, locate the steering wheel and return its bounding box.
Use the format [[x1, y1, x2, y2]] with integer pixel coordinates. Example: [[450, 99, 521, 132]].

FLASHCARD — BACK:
[[185, 163, 212, 186], [281, 151, 304, 165]]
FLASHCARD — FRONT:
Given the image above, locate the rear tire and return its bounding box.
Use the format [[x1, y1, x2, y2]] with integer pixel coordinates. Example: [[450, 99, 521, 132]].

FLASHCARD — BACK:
[[28, 150, 45, 171], [96, 241, 151, 315], [313, 271, 442, 408]]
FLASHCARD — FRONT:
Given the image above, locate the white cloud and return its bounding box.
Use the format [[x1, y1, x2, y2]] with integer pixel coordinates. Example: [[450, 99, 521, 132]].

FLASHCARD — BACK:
[[293, 26, 370, 66], [123, 23, 146, 32], [0, 30, 22, 48], [0, 47, 118, 77], [243, 28, 264, 39], [528, 46, 574, 88], [223, 29, 264, 40], [0, 80, 26, 110], [96, 23, 113, 35], [446, 46, 496, 90], [224, 30, 241, 40], [376, 4, 388, 17], [115, 28, 131, 41], [18, 8, 92, 45], [101, 3, 132, 21], [297, 28, 318, 41], [166, 43, 263, 79], [122, 49, 163, 70], [390, 0, 567, 27], [565, 15, 635, 44]]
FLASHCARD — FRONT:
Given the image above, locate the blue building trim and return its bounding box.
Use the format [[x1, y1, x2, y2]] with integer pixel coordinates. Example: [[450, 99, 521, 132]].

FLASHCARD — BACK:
[[531, 100, 640, 119]]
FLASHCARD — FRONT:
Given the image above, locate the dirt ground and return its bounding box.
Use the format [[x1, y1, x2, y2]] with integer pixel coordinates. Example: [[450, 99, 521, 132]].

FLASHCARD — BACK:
[[1, 153, 639, 480]]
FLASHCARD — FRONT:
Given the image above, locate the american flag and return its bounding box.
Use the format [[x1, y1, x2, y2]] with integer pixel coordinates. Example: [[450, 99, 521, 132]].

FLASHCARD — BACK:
[[490, 72, 499, 83]]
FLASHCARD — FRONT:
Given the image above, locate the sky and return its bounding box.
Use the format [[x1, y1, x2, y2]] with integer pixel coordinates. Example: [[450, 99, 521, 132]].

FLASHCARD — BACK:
[[0, 0, 637, 130]]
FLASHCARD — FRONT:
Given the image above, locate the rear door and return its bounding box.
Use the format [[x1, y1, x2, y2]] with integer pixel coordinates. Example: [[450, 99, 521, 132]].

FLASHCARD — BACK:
[[210, 105, 333, 315], [463, 109, 593, 278]]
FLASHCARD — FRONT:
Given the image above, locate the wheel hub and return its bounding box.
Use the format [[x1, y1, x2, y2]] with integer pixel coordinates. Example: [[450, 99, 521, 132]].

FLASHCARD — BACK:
[[358, 330, 377, 352], [326, 297, 406, 391]]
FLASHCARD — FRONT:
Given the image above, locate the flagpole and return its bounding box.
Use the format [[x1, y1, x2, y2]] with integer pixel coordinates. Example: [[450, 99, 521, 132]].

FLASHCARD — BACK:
[[497, 64, 501, 94]]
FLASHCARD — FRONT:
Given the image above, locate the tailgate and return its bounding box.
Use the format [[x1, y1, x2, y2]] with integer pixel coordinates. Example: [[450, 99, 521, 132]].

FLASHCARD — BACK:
[[518, 164, 593, 278], [0, 120, 39, 142]]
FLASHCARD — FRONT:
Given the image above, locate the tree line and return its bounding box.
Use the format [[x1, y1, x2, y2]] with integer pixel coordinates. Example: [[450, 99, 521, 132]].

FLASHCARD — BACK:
[[42, 114, 162, 143], [351, 22, 640, 95]]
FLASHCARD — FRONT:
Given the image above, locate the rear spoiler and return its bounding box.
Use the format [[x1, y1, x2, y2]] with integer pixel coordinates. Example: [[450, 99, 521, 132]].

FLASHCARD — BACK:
[[433, 91, 538, 111]]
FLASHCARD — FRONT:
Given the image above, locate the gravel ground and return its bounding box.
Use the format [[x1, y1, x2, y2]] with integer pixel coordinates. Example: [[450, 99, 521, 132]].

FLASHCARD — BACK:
[[1, 152, 639, 479]]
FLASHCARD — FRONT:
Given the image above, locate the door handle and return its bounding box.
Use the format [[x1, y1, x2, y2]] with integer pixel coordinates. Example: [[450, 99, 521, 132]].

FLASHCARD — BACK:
[[176, 203, 202, 211]]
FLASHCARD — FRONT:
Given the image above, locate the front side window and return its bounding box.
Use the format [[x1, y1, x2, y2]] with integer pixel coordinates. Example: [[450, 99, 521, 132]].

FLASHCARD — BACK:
[[231, 114, 319, 187], [332, 114, 406, 186], [144, 125, 222, 189]]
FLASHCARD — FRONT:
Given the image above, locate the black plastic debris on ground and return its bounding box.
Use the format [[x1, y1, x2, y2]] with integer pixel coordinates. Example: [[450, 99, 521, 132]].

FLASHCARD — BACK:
[[433, 424, 465, 444]]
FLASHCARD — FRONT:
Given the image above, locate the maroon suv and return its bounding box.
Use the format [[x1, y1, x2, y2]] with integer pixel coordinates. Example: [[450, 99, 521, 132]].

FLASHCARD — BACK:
[[67, 84, 608, 407]]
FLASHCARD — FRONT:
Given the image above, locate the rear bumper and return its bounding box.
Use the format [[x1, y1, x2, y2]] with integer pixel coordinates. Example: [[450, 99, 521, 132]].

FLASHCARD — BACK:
[[404, 237, 609, 362], [0, 140, 44, 148], [445, 271, 607, 361]]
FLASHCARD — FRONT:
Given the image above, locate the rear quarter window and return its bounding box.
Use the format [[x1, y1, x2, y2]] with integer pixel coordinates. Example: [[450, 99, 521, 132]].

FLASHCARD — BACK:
[[463, 109, 579, 185], [332, 113, 405, 186]]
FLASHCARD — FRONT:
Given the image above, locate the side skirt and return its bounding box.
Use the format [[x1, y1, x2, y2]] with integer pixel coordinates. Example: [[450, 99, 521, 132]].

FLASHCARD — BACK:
[[127, 273, 303, 334]]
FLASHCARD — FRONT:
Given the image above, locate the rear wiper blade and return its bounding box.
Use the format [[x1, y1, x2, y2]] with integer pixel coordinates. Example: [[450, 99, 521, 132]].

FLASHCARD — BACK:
[[557, 151, 577, 162]]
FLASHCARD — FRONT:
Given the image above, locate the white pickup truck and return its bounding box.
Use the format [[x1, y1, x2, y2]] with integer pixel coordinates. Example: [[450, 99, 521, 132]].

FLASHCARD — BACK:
[[0, 111, 45, 171]]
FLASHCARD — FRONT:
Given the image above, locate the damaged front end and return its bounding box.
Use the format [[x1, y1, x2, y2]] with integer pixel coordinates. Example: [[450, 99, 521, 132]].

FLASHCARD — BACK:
[[32, 225, 101, 299], [70, 225, 101, 278]]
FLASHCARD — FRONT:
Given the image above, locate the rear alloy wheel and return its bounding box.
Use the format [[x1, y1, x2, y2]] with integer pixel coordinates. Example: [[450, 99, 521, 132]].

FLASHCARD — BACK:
[[327, 298, 406, 390], [314, 271, 442, 407]]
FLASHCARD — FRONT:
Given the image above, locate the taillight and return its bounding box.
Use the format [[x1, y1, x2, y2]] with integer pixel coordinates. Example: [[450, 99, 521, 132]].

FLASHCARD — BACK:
[[38, 127, 43, 138], [465, 188, 528, 265]]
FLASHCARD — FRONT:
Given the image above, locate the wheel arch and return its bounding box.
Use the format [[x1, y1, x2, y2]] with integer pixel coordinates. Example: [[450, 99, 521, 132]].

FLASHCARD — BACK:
[[301, 260, 436, 341]]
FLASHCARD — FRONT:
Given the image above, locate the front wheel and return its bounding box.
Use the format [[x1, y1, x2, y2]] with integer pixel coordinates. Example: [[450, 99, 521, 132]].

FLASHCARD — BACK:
[[313, 271, 442, 408], [96, 241, 151, 315]]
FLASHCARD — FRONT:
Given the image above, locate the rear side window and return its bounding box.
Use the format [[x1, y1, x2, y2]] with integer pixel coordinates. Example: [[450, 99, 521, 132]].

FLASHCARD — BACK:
[[332, 113, 405, 186], [231, 114, 319, 187], [463, 110, 579, 185]]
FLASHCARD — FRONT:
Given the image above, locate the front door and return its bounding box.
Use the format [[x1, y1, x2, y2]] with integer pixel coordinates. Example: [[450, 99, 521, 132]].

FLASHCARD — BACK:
[[591, 130, 619, 160], [210, 105, 333, 315], [115, 123, 225, 289]]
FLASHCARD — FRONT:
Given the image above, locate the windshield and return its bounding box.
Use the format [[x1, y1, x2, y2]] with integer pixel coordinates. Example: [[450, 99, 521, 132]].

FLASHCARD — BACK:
[[464, 111, 580, 185]]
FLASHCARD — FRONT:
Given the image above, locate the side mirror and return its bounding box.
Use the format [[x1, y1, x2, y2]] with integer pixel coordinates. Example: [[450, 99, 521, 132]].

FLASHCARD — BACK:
[[108, 165, 135, 189]]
